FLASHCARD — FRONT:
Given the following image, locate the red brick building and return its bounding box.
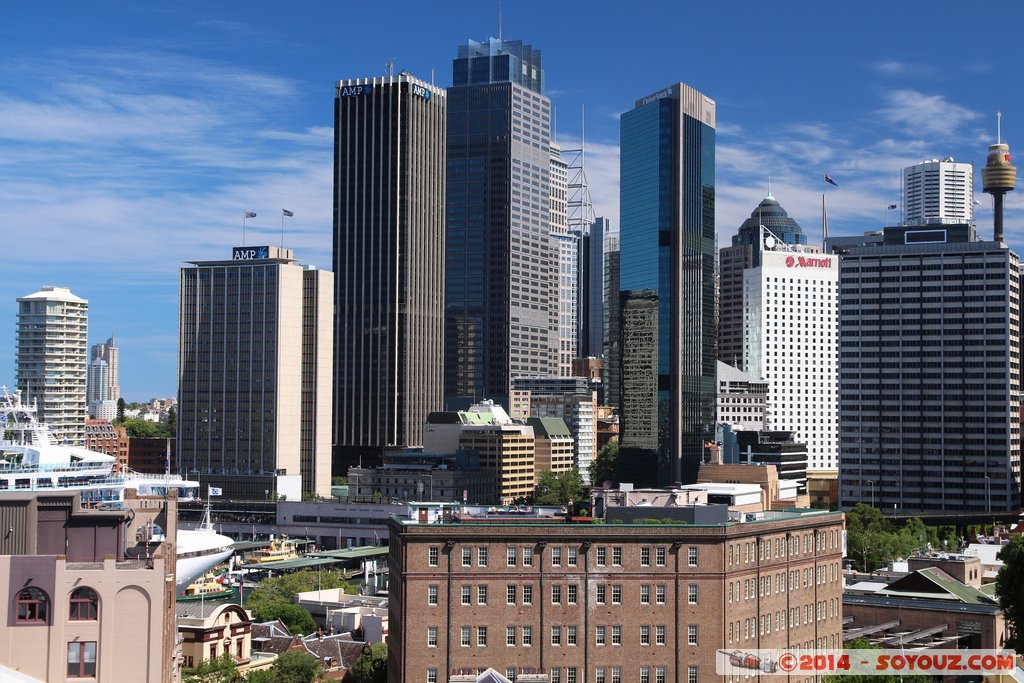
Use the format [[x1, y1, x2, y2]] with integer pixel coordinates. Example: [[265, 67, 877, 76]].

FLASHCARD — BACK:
[[387, 506, 845, 683], [84, 419, 128, 472]]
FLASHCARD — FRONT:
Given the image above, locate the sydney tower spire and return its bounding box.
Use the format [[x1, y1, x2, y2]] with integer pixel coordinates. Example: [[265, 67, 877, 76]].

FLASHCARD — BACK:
[[982, 112, 1016, 243]]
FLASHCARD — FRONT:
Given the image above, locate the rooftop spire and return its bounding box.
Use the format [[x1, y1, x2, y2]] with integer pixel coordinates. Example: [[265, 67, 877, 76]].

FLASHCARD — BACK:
[[766, 176, 774, 200]]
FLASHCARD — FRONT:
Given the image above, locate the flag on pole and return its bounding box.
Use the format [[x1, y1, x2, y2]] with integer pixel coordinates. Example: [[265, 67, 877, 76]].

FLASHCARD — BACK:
[[282, 209, 294, 217], [886, 204, 897, 210], [824, 174, 839, 187], [244, 211, 257, 218], [208, 486, 223, 497]]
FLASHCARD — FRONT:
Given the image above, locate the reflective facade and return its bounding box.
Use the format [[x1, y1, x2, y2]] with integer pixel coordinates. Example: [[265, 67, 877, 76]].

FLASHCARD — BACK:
[[618, 83, 716, 486], [444, 38, 557, 409], [332, 74, 447, 473]]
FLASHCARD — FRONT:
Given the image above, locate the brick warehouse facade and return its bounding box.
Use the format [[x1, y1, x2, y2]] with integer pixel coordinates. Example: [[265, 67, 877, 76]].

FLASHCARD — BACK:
[[387, 508, 845, 683]]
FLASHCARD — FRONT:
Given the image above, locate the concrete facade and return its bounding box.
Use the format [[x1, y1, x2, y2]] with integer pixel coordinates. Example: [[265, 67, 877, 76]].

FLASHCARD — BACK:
[[16, 286, 89, 445], [178, 246, 333, 499], [0, 492, 176, 683]]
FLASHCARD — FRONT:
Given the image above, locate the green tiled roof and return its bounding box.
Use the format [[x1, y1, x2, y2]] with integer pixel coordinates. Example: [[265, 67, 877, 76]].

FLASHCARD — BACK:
[[887, 567, 998, 606], [527, 417, 571, 437]]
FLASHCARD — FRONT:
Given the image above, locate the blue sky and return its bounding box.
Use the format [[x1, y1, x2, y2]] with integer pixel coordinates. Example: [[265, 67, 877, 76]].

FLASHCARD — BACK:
[[1, 1, 1022, 400]]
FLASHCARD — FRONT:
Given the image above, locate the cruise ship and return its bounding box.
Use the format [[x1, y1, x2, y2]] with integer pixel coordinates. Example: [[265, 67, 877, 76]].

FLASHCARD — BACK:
[[0, 387, 234, 591]]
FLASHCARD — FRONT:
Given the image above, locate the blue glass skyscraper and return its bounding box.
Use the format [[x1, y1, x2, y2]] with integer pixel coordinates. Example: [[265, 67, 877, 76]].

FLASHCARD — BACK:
[[444, 39, 558, 409], [618, 83, 716, 486]]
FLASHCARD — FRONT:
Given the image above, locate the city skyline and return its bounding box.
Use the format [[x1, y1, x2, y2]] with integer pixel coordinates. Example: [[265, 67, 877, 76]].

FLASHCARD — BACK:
[[2, 2, 1023, 398]]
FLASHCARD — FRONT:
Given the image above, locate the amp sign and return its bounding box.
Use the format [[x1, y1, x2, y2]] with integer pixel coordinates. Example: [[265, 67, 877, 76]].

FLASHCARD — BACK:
[[411, 84, 431, 101], [339, 84, 374, 97], [232, 246, 269, 261]]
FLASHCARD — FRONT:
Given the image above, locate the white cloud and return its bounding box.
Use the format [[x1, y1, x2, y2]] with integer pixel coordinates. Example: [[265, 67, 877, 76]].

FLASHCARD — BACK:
[[877, 89, 978, 138], [871, 61, 939, 78]]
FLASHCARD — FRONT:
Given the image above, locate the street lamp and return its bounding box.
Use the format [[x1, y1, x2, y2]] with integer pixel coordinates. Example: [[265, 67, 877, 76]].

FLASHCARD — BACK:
[[868, 480, 875, 508]]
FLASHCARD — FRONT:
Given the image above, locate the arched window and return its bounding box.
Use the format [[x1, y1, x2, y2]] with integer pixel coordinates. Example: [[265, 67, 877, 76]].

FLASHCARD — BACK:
[[15, 587, 49, 624], [69, 587, 98, 621]]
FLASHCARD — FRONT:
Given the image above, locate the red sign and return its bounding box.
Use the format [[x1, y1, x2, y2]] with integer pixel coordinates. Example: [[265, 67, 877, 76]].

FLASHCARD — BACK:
[[785, 255, 833, 268]]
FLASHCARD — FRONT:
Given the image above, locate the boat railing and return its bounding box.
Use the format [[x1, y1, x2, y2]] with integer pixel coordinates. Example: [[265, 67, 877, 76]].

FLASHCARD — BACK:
[[0, 461, 113, 475]]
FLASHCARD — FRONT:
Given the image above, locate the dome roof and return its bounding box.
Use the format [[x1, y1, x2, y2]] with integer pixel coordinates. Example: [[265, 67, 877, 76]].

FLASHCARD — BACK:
[[732, 195, 806, 247]]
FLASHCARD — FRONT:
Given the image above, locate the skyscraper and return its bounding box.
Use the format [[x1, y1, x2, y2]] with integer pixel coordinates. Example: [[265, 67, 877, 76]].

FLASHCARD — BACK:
[[603, 224, 621, 409], [719, 194, 807, 370], [332, 73, 447, 474], [581, 216, 609, 360], [444, 38, 557, 410], [838, 223, 1021, 512], [901, 158, 974, 226], [88, 336, 120, 403], [178, 246, 333, 499], [618, 83, 716, 487], [550, 142, 578, 376], [743, 248, 838, 470], [16, 286, 89, 444]]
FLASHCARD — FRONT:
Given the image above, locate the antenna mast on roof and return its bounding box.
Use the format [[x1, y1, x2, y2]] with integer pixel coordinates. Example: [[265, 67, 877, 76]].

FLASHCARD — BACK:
[[498, 0, 503, 41], [385, 58, 395, 77]]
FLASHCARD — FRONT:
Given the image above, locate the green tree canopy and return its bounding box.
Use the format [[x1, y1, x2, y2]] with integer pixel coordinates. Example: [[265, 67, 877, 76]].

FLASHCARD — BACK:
[[533, 469, 583, 506], [348, 642, 387, 683], [245, 569, 357, 634], [996, 535, 1024, 651], [844, 504, 957, 572], [262, 650, 323, 683], [252, 601, 317, 636], [182, 653, 239, 683], [589, 440, 618, 488]]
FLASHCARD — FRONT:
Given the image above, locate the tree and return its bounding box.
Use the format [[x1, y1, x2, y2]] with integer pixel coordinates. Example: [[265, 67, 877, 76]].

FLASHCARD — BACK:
[[589, 440, 619, 488], [348, 643, 387, 683], [182, 653, 239, 683], [264, 650, 323, 683], [167, 406, 177, 434], [121, 418, 160, 438], [996, 535, 1024, 651], [252, 601, 316, 636], [116, 397, 126, 422], [331, 476, 348, 486], [245, 569, 357, 624], [534, 469, 583, 506], [844, 505, 959, 572]]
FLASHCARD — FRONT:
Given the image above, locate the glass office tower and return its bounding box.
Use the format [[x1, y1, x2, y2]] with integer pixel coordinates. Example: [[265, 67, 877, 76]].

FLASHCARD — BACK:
[[444, 38, 558, 410], [618, 83, 716, 486]]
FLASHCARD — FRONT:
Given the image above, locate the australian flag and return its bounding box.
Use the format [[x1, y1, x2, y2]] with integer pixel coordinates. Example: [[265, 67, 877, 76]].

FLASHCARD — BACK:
[[824, 174, 839, 187]]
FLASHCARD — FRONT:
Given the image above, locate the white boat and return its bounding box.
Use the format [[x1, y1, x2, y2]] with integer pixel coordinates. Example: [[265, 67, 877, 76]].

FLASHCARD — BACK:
[[0, 386, 234, 591], [169, 506, 235, 592]]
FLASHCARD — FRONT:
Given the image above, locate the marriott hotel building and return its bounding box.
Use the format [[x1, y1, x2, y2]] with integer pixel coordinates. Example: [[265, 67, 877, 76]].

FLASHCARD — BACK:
[[837, 223, 1021, 512], [743, 250, 838, 471]]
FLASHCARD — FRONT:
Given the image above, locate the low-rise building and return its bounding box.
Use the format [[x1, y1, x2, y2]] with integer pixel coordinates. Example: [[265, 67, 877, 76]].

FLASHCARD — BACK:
[[527, 418, 574, 478], [844, 552, 1007, 653], [347, 448, 497, 505], [0, 491, 177, 682], [84, 419, 128, 472], [387, 504, 845, 683], [177, 602, 268, 672]]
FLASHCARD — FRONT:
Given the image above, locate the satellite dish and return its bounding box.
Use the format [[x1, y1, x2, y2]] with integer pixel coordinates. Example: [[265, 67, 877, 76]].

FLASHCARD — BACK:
[[764, 236, 776, 250]]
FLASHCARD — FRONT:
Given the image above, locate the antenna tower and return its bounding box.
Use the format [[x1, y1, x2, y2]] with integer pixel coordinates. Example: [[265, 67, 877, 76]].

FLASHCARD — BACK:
[[564, 106, 595, 235], [385, 58, 396, 77]]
